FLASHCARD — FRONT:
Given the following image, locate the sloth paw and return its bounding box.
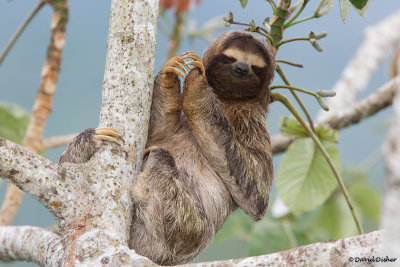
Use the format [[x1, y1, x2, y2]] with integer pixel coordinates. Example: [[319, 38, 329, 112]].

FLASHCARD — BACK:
[[162, 51, 205, 78], [94, 127, 123, 146]]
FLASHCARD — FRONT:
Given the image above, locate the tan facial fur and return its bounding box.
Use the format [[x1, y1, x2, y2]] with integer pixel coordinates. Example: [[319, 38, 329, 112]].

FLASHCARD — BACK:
[[222, 48, 267, 68]]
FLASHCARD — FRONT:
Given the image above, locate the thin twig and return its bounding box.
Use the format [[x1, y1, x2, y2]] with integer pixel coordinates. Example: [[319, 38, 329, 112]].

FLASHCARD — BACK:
[[284, 0, 309, 28], [271, 76, 399, 155], [0, 0, 69, 226], [277, 37, 310, 47], [270, 85, 316, 97], [286, 15, 315, 27], [0, 0, 46, 66], [317, 9, 400, 122], [276, 59, 303, 68], [276, 64, 317, 134]]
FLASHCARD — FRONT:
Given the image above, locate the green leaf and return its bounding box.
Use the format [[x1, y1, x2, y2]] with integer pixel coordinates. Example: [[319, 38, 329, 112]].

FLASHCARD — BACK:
[[316, 125, 338, 143], [239, 0, 248, 8], [339, 0, 351, 23], [0, 102, 30, 144], [344, 169, 380, 224], [351, 0, 369, 17], [349, 0, 368, 9], [279, 116, 308, 138], [277, 138, 341, 212], [313, 191, 358, 239], [280, 117, 339, 142]]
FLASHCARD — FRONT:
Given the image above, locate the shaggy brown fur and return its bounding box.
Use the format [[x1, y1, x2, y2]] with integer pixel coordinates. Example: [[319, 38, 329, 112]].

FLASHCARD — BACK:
[[59, 30, 275, 266]]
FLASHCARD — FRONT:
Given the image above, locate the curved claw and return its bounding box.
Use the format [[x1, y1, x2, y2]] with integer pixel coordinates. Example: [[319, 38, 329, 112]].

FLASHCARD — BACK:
[[94, 127, 123, 146], [162, 51, 206, 79], [162, 56, 189, 78], [144, 145, 159, 154], [181, 52, 205, 77], [181, 51, 202, 62], [163, 66, 186, 78], [187, 61, 205, 77]]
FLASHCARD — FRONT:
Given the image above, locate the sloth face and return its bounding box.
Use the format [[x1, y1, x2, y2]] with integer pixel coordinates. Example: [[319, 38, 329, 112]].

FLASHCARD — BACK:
[[203, 31, 275, 101], [218, 48, 267, 81]]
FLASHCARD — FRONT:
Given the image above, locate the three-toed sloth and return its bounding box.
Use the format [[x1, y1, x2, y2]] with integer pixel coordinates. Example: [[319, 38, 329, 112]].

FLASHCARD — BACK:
[[59, 30, 275, 265]]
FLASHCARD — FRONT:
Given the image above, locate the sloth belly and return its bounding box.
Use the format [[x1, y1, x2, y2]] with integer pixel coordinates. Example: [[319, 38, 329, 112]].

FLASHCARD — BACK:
[[130, 128, 235, 265]]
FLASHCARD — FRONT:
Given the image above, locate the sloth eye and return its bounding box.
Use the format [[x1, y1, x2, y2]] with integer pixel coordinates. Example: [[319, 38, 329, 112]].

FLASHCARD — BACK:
[[252, 66, 265, 75], [221, 55, 236, 64]]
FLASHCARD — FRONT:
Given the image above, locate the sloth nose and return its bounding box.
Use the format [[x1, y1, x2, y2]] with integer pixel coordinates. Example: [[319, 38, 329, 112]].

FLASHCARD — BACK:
[[234, 62, 249, 77]]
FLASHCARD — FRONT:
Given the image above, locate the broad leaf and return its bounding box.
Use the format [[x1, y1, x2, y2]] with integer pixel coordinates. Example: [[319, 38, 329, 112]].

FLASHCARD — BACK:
[[277, 138, 341, 212], [0, 102, 29, 144], [280, 116, 338, 142]]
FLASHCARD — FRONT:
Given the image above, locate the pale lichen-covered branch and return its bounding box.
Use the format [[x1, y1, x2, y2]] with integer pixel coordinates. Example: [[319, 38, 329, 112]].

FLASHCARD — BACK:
[[181, 231, 382, 267], [99, 0, 159, 169], [0, 224, 382, 267], [380, 83, 400, 260], [0, 226, 63, 266], [0, 137, 62, 207], [271, 77, 399, 154], [317, 9, 400, 122], [318, 77, 399, 128]]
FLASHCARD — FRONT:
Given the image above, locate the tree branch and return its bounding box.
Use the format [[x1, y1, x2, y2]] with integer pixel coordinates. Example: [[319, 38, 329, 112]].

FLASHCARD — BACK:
[[271, 77, 399, 154], [318, 76, 399, 128], [0, 138, 63, 208], [380, 82, 400, 257], [0, 226, 63, 266], [99, 0, 159, 169], [182, 231, 382, 266], [317, 9, 400, 122]]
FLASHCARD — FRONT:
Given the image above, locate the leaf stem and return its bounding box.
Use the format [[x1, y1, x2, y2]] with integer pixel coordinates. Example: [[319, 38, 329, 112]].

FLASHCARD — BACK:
[[270, 85, 316, 97], [276, 64, 317, 134], [271, 92, 364, 235], [277, 37, 310, 48], [284, 0, 309, 28], [286, 15, 315, 27], [276, 59, 303, 68], [265, 0, 278, 14], [0, 0, 46, 66]]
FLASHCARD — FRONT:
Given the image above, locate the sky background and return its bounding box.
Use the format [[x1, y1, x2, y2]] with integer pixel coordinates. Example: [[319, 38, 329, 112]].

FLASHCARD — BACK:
[[1, 0, 400, 266]]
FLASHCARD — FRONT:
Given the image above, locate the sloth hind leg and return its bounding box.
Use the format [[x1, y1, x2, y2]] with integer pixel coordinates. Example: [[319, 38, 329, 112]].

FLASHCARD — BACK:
[[58, 127, 122, 164], [130, 147, 209, 265]]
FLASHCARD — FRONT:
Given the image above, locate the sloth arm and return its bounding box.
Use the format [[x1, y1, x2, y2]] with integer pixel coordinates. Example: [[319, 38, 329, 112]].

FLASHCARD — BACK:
[[146, 72, 181, 147], [182, 68, 272, 221]]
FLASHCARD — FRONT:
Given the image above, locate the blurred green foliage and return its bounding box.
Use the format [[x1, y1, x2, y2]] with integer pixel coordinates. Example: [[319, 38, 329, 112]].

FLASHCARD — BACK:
[[215, 168, 380, 255], [0, 101, 29, 144]]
